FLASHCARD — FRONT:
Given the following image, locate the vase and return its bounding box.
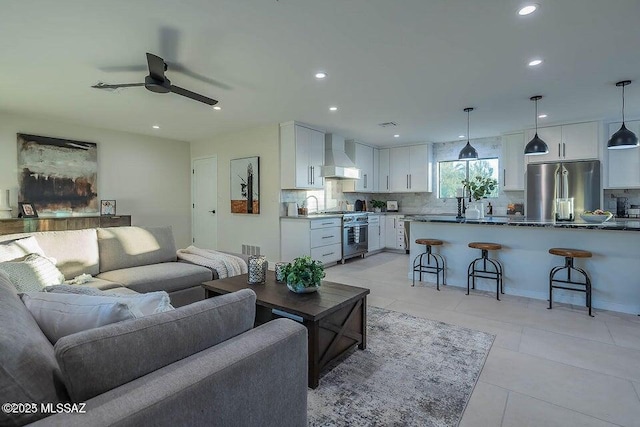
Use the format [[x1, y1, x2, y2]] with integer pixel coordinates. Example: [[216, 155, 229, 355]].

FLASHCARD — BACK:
[[274, 262, 288, 283], [475, 201, 485, 219], [286, 280, 321, 293], [374, 207, 381, 213], [247, 255, 268, 284]]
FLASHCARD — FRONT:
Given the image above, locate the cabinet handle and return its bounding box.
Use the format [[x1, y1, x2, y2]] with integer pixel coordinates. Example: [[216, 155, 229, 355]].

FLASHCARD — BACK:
[[394, 218, 396, 228], [364, 174, 367, 189], [558, 143, 561, 157], [321, 235, 334, 239], [563, 143, 566, 158], [503, 169, 506, 184], [409, 174, 412, 189], [386, 176, 389, 190], [311, 166, 314, 185], [322, 252, 334, 257], [406, 175, 409, 189], [321, 222, 334, 225]]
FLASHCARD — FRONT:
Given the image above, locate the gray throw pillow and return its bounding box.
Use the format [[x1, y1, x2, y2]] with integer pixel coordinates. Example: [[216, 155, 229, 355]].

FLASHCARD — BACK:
[[21, 291, 174, 343], [0, 253, 65, 292], [0, 236, 46, 262]]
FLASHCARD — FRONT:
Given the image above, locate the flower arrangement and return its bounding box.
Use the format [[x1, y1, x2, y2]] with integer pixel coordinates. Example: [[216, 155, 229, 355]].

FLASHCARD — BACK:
[[461, 176, 497, 201], [282, 256, 325, 293]]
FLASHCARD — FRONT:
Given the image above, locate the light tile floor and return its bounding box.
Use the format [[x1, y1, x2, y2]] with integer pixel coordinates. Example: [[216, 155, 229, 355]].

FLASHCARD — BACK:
[[323, 252, 640, 427]]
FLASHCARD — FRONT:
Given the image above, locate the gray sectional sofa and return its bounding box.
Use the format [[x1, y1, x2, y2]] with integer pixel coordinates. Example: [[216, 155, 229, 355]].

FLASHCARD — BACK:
[[0, 270, 309, 426], [0, 226, 213, 307]]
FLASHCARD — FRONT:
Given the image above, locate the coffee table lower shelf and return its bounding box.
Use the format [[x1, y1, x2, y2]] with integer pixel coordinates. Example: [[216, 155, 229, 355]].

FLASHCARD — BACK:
[[202, 274, 369, 389]]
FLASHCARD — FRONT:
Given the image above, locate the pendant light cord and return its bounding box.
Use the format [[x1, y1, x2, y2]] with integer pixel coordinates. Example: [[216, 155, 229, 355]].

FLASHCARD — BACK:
[[622, 83, 626, 123], [467, 109, 470, 142], [535, 98, 538, 133]]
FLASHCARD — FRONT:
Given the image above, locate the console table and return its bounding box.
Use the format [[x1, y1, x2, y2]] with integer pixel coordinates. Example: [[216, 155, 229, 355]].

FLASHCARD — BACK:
[[0, 215, 131, 235]]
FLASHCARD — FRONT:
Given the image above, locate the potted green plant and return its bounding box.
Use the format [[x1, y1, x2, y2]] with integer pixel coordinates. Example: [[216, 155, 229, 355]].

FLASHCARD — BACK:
[[282, 256, 325, 293], [371, 200, 386, 213], [461, 176, 497, 201]]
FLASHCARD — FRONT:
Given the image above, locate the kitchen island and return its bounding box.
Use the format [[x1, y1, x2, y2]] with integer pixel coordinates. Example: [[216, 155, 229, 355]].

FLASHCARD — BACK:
[[408, 216, 640, 314]]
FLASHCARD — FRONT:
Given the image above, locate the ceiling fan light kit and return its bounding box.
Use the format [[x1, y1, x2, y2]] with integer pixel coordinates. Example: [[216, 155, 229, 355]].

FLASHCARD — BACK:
[[524, 95, 549, 155], [458, 107, 478, 160], [608, 80, 639, 150], [92, 53, 218, 106]]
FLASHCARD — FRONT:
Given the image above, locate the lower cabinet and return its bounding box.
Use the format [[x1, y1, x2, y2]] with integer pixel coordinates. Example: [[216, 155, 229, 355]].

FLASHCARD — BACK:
[[384, 215, 405, 250], [280, 217, 342, 265], [367, 214, 381, 252]]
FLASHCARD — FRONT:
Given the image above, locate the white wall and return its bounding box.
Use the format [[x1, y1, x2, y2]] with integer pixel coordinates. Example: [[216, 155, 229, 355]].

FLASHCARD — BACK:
[[0, 112, 192, 247], [191, 124, 281, 263]]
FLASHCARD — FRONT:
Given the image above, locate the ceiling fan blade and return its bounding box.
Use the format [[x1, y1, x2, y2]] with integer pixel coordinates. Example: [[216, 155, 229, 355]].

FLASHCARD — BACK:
[[167, 62, 233, 90], [170, 85, 218, 106], [92, 82, 145, 89], [146, 53, 166, 81]]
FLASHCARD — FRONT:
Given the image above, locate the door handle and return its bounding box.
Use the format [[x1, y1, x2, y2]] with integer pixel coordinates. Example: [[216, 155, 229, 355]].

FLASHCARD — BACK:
[[208, 210, 216, 214]]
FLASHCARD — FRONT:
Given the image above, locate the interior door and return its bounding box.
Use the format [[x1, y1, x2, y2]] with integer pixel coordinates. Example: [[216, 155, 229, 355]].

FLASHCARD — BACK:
[[192, 157, 218, 249]]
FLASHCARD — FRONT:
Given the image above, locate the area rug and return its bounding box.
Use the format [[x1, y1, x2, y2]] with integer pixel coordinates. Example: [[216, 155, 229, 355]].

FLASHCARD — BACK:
[[308, 306, 494, 426]]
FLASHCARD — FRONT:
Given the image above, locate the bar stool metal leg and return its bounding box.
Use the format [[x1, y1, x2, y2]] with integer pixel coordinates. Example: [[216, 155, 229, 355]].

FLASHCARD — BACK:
[[548, 256, 594, 317]]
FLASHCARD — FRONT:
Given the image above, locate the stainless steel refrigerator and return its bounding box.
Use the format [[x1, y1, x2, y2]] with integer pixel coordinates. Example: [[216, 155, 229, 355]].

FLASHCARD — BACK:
[[526, 160, 601, 220]]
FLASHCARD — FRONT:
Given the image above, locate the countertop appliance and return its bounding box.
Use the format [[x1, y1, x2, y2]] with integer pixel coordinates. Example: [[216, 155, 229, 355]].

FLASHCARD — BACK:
[[354, 199, 366, 212], [526, 160, 601, 221], [386, 200, 398, 212], [342, 212, 368, 263], [616, 197, 629, 218]]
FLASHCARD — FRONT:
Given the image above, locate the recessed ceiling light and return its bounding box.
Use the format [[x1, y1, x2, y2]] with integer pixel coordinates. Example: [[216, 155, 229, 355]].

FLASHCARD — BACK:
[[393, 134, 400, 138], [315, 72, 327, 79], [528, 59, 543, 67], [518, 4, 538, 16], [459, 135, 466, 138], [152, 125, 160, 129], [538, 114, 547, 118], [213, 106, 221, 110], [329, 106, 338, 111]]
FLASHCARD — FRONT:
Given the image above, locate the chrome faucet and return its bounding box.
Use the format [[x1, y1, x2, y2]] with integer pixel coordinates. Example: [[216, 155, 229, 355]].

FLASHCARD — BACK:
[[303, 195, 319, 213]]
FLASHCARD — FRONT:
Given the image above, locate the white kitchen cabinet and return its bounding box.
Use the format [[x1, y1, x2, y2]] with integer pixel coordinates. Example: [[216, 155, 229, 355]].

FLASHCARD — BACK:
[[343, 140, 374, 192], [525, 122, 599, 164], [378, 148, 390, 193], [372, 148, 380, 192], [606, 120, 640, 189], [281, 217, 341, 265], [384, 215, 405, 250], [389, 144, 432, 192], [367, 214, 381, 252], [280, 121, 325, 189], [501, 133, 525, 191]]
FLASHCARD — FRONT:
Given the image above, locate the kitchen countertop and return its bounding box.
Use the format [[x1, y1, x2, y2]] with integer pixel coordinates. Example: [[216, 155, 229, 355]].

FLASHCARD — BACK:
[[407, 215, 640, 231]]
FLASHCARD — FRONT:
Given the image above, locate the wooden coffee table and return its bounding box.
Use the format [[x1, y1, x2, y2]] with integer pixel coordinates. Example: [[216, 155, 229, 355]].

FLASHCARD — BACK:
[[202, 272, 370, 388]]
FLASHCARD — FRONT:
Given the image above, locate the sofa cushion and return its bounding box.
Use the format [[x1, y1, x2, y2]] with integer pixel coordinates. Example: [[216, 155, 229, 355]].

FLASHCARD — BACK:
[[76, 277, 123, 290], [97, 262, 212, 294], [55, 289, 257, 402], [0, 253, 66, 292], [0, 229, 100, 278], [97, 226, 178, 272], [0, 236, 47, 262], [0, 271, 68, 426]]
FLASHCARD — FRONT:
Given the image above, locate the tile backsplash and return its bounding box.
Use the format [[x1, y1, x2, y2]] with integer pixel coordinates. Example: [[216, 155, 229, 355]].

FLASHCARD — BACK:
[[280, 136, 525, 216]]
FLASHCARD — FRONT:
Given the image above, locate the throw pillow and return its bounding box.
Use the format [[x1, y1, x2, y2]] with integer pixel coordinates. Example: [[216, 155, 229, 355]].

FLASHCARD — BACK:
[[0, 254, 65, 292], [21, 291, 175, 343], [0, 236, 46, 262]]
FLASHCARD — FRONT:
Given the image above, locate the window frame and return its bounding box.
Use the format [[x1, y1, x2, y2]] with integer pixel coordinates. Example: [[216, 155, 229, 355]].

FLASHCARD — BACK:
[[437, 157, 500, 199]]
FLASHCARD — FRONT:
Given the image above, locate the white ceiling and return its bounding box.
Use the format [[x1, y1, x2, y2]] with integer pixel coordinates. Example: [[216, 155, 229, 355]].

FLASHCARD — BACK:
[[1, 0, 639, 146]]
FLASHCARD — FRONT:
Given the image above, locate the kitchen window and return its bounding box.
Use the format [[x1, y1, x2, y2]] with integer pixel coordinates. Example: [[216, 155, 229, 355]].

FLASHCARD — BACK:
[[438, 158, 499, 198]]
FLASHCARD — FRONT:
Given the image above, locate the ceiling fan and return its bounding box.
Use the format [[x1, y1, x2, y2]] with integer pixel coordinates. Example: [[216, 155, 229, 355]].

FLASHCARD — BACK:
[[92, 53, 218, 106]]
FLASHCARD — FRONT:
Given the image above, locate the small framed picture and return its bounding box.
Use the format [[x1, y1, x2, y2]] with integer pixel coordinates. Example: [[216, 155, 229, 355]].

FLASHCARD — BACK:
[[100, 200, 116, 216], [18, 202, 38, 218]]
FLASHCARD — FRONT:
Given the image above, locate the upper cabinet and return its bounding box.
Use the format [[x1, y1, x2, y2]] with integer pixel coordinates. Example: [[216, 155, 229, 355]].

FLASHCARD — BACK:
[[280, 122, 324, 189], [343, 140, 374, 192], [501, 133, 525, 191], [378, 148, 390, 193], [605, 120, 640, 189], [525, 121, 599, 164], [389, 144, 432, 192]]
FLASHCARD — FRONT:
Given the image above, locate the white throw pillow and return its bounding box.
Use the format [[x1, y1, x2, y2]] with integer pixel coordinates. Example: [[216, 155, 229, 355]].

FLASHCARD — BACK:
[[20, 291, 175, 343], [0, 254, 65, 292], [0, 236, 46, 262]]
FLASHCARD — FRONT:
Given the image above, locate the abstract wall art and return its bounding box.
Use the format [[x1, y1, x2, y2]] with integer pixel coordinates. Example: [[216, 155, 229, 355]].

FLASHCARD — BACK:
[[17, 134, 98, 215], [230, 156, 259, 214]]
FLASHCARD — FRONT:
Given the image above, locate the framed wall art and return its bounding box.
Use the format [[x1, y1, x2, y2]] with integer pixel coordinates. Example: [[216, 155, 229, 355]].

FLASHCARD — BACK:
[[230, 156, 259, 214], [18, 202, 38, 218], [100, 200, 116, 216], [17, 134, 98, 216]]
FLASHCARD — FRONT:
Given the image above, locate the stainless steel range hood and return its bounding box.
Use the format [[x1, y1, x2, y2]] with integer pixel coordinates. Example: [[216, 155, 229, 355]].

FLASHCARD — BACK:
[[321, 134, 361, 180]]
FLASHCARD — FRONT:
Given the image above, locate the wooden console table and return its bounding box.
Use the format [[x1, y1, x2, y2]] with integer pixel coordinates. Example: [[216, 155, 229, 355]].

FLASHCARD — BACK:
[[0, 215, 131, 235]]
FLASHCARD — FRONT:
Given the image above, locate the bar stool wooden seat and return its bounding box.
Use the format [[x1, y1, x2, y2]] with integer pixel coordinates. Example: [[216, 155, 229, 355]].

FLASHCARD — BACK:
[[548, 247, 594, 317], [412, 238, 446, 290], [467, 242, 504, 300]]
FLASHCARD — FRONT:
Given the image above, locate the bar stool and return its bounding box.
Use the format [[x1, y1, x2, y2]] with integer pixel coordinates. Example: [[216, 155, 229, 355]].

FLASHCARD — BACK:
[[412, 239, 446, 290], [548, 248, 593, 317], [467, 242, 504, 300]]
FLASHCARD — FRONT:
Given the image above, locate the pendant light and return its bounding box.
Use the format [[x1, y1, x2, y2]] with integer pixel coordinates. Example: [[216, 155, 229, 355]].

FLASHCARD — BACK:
[[608, 80, 638, 149], [524, 96, 549, 155], [458, 107, 478, 160]]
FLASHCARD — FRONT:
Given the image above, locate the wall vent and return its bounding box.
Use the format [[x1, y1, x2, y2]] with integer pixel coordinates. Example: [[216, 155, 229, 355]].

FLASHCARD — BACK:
[[378, 121, 398, 128], [242, 244, 261, 256]]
